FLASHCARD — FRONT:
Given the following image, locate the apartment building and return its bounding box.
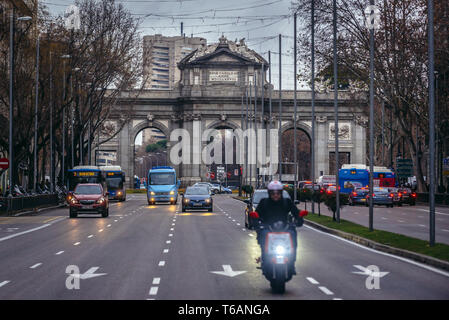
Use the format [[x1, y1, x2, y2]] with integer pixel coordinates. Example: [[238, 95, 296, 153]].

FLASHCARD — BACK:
[[143, 34, 206, 90]]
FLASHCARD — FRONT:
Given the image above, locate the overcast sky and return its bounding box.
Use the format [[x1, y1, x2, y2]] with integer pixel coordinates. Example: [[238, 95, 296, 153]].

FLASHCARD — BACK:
[[42, 0, 302, 90]]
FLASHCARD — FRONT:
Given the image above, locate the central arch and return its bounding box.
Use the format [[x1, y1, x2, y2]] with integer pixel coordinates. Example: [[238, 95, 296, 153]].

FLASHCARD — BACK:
[[281, 122, 312, 181]]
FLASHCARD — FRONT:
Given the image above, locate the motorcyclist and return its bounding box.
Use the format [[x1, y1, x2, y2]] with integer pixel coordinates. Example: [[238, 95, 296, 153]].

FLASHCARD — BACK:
[[253, 180, 306, 274]]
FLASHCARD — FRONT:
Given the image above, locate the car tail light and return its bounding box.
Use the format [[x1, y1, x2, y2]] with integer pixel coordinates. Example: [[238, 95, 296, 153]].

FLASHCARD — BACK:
[[389, 193, 394, 198], [352, 192, 357, 196], [398, 192, 402, 197], [299, 210, 308, 217], [412, 193, 417, 198], [249, 211, 259, 219]]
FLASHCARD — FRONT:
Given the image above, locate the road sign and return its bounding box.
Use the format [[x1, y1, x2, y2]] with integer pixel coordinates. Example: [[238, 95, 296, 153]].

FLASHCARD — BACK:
[[227, 172, 231, 178], [210, 172, 215, 180], [443, 157, 449, 176], [396, 158, 413, 178], [0, 158, 9, 170], [234, 169, 239, 176]]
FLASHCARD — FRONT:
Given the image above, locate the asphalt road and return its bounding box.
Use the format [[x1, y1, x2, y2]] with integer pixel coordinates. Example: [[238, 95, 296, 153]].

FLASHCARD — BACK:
[[0, 194, 448, 300], [299, 201, 449, 244]]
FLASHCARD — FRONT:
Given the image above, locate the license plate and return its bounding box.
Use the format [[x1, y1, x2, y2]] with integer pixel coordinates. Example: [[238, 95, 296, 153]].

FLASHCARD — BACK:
[[193, 203, 202, 206], [83, 205, 93, 209]]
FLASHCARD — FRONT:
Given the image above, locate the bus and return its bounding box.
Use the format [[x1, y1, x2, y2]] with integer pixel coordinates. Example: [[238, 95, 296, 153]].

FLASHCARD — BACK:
[[100, 166, 126, 201], [339, 164, 370, 194], [67, 165, 104, 192], [372, 166, 396, 187], [147, 166, 180, 205]]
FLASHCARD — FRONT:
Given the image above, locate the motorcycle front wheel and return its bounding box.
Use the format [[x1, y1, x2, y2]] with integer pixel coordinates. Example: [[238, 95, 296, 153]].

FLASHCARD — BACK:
[[270, 279, 285, 294]]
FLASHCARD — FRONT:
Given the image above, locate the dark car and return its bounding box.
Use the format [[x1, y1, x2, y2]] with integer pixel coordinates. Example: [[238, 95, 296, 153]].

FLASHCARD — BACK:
[[182, 186, 213, 212], [398, 187, 417, 206], [348, 187, 369, 206], [365, 187, 394, 208], [387, 187, 403, 206], [244, 189, 294, 229], [68, 184, 109, 218]]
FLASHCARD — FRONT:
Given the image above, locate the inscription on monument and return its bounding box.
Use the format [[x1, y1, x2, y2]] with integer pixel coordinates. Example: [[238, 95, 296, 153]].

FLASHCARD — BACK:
[[209, 70, 238, 82]]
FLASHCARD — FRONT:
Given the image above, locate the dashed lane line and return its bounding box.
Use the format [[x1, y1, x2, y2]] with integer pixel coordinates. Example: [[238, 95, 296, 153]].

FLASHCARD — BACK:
[[152, 278, 161, 285], [306, 277, 319, 285], [318, 286, 334, 295], [30, 263, 42, 269], [163, 249, 169, 253], [158, 261, 166, 267], [149, 287, 159, 295], [73, 242, 80, 246], [55, 251, 64, 255], [0, 281, 10, 288]]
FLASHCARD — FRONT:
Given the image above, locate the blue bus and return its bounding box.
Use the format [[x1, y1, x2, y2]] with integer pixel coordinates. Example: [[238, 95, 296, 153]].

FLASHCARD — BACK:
[[147, 166, 180, 205], [67, 165, 104, 192], [339, 165, 370, 194], [100, 166, 126, 201]]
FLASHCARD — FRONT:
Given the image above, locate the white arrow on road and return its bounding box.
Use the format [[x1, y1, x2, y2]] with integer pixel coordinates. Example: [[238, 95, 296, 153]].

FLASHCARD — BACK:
[[210, 265, 247, 277], [352, 265, 389, 278], [73, 267, 107, 279]]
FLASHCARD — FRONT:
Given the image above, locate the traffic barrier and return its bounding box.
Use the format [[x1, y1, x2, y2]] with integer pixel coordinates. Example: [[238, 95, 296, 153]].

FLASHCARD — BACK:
[[0, 194, 60, 214]]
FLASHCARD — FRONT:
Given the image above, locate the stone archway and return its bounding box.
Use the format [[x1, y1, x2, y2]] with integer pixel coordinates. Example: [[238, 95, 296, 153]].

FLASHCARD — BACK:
[[129, 120, 171, 187], [280, 122, 312, 181]]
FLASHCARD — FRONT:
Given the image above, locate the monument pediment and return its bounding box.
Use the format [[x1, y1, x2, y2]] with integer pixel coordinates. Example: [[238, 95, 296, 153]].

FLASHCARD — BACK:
[[178, 36, 267, 69]]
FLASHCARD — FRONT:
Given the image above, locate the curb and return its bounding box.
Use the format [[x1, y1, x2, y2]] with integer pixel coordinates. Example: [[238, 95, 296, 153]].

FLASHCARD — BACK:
[[11, 203, 66, 217], [304, 219, 449, 272]]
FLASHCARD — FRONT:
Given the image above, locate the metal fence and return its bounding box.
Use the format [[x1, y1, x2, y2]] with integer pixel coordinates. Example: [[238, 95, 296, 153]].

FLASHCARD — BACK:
[[0, 194, 60, 213]]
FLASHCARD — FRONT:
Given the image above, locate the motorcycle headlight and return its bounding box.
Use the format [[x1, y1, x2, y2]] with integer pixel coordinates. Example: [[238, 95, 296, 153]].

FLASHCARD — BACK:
[[275, 245, 285, 255], [96, 197, 105, 204], [169, 190, 175, 195]]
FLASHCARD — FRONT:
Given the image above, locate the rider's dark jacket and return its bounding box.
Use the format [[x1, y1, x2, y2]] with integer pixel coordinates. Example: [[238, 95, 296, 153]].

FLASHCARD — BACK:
[[255, 197, 303, 226]]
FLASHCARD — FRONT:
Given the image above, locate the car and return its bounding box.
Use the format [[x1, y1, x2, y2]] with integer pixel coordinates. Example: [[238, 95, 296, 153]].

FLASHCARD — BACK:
[[193, 182, 218, 194], [244, 189, 294, 230], [182, 186, 213, 212], [398, 187, 417, 206], [365, 187, 394, 207], [348, 187, 369, 206], [387, 187, 403, 206], [221, 186, 232, 194], [68, 183, 109, 218]]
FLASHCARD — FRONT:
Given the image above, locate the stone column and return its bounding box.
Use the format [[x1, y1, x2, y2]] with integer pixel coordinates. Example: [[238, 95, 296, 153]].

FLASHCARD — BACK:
[[315, 116, 328, 176]]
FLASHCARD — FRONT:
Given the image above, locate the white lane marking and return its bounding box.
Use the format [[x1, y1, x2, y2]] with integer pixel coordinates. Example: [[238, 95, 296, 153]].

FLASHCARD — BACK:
[[170, 228, 174, 231], [149, 287, 159, 295], [304, 225, 449, 277], [0, 281, 10, 288], [73, 242, 81, 246], [99, 229, 103, 232], [169, 234, 173, 237], [114, 220, 118, 222], [442, 229, 449, 233], [152, 278, 161, 285], [318, 286, 334, 295], [107, 224, 111, 227], [0, 223, 51, 242], [158, 261, 165, 267], [381, 217, 388, 220], [242, 228, 246, 231], [232, 219, 236, 222], [163, 249, 169, 253], [172, 223, 175, 226], [416, 209, 449, 216], [30, 263, 42, 269], [398, 220, 404, 223], [248, 234, 254, 237], [166, 240, 171, 244], [237, 223, 241, 226], [306, 277, 319, 285], [418, 224, 426, 227], [88, 235, 94, 238], [333, 298, 343, 300], [55, 251, 64, 255]]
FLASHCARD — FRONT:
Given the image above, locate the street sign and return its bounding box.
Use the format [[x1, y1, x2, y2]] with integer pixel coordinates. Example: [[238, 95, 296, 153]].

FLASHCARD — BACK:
[[0, 158, 9, 170], [227, 172, 231, 178], [234, 169, 239, 176], [443, 157, 449, 176], [210, 172, 215, 180], [396, 158, 413, 178]]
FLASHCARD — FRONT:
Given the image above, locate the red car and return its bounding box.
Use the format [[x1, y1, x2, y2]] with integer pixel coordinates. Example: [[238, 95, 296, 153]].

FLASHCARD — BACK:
[[68, 183, 109, 218]]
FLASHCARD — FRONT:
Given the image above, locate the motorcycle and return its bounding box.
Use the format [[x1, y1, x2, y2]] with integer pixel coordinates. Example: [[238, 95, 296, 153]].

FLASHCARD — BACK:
[[250, 210, 308, 294]]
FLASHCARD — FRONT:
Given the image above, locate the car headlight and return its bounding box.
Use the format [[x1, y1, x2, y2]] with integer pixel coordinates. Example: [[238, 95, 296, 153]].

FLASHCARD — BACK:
[[184, 198, 190, 203], [275, 245, 285, 255], [70, 198, 78, 204], [117, 191, 122, 196], [205, 198, 210, 203], [150, 191, 155, 195], [170, 190, 175, 195], [96, 197, 105, 204]]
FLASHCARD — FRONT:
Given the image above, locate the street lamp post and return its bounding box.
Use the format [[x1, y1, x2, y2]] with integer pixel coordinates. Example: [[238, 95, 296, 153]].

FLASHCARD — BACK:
[[33, 34, 40, 193], [368, 0, 376, 232], [9, 11, 32, 195], [61, 55, 71, 186], [333, 0, 340, 222]]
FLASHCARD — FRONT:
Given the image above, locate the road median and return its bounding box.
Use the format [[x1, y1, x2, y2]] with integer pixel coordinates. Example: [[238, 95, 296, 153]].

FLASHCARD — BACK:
[[304, 214, 449, 272]]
